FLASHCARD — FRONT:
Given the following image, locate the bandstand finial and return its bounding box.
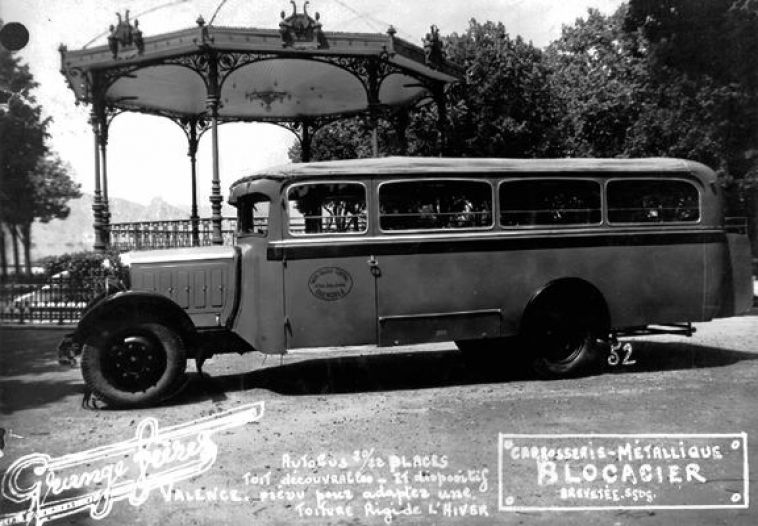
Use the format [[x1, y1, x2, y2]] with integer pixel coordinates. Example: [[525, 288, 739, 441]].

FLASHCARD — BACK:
[[279, 2, 328, 50], [107, 10, 144, 59], [423, 24, 444, 68]]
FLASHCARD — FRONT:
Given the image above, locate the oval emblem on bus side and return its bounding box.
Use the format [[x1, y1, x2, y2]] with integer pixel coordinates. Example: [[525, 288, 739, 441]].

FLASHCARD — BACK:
[[308, 267, 354, 301]]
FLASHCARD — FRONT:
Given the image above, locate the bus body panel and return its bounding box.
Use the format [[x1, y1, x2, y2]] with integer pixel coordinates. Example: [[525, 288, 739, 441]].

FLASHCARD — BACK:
[[283, 254, 376, 348], [220, 157, 751, 354], [229, 179, 286, 354], [230, 239, 287, 354], [373, 237, 712, 344], [723, 233, 753, 317]]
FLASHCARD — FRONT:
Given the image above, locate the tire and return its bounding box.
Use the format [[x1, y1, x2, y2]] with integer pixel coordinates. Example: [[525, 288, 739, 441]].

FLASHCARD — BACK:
[[81, 322, 187, 407], [525, 301, 605, 379]]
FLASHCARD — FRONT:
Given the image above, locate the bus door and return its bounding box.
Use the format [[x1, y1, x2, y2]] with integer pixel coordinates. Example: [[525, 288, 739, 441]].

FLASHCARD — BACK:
[[372, 178, 503, 346], [281, 181, 377, 349]]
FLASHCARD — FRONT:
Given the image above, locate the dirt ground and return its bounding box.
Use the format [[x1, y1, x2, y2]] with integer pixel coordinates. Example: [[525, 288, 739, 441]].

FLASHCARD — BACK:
[[1, 310, 757, 526]]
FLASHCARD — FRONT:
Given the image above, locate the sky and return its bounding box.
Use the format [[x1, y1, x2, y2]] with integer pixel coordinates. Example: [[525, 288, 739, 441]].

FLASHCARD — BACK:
[[1, 0, 624, 211]]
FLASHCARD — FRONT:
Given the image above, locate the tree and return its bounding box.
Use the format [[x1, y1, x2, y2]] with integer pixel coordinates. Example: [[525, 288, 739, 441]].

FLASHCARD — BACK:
[[291, 19, 563, 162], [16, 155, 81, 273], [442, 19, 563, 158], [1, 21, 78, 275], [545, 7, 647, 157], [623, 0, 758, 252]]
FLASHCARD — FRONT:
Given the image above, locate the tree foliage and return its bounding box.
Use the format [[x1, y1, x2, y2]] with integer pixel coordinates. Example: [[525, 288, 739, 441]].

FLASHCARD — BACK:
[[288, 6, 758, 248], [545, 7, 647, 157], [624, 0, 758, 178], [0, 43, 48, 221], [24, 154, 81, 224], [292, 19, 562, 162], [443, 19, 562, 157], [1, 23, 80, 275]]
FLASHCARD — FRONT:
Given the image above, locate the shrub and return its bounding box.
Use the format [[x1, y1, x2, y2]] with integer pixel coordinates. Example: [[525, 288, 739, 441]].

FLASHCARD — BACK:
[[41, 249, 129, 288]]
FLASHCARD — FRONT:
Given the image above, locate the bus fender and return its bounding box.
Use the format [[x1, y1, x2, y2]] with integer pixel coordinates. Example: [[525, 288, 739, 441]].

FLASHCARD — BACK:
[[520, 277, 611, 335], [519, 278, 611, 378], [73, 291, 198, 354]]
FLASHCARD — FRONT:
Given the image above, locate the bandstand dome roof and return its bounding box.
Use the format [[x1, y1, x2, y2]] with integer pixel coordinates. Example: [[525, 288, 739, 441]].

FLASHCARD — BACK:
[[59, 3, 462, 122]]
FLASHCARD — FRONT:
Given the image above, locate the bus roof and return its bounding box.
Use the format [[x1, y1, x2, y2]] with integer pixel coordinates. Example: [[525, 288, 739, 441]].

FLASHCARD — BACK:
[[229, 157, 716, 200]]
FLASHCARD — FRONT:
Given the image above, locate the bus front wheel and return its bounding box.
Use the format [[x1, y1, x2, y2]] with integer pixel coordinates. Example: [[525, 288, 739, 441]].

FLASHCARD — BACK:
[[81, 322, 187, 407]]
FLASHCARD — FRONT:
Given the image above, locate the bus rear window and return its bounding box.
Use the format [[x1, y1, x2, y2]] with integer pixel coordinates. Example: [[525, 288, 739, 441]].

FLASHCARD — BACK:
[[237, 193, 270, 235], [500, 179, 601, 226], [379, 180, 493, 231], [288, 182, 367, 235], [607, 179, 700, 223]]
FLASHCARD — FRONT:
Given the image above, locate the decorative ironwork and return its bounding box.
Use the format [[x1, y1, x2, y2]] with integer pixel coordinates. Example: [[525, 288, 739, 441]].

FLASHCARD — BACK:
[[96, 105, 124, 146], [275, 116, 342, 161], [174, 116, 212, 145], [279, 1, 328, 49], [107, 10, 144, 60], [98, 63, 145, 95], [194, 15, 213, 46], [216, 52, 281, 80], [245, 88, 292, 111], [0, 270, 114, 326], [423, 25, 444, 69], [110, 218, 237, 251], [162, 53, 212, 88], [60, 8, 461, 252]]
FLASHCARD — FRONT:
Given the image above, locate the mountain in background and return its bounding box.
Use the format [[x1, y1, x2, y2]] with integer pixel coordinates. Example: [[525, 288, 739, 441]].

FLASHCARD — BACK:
[[26, 194, 227, 260]]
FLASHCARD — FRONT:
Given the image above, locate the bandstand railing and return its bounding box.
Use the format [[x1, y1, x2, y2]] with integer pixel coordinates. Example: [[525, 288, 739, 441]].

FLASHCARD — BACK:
[[110, 217, 237, 250]]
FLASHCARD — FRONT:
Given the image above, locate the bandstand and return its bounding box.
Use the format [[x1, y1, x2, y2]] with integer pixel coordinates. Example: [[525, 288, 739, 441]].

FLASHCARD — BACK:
[[59, 3, 462, 251]]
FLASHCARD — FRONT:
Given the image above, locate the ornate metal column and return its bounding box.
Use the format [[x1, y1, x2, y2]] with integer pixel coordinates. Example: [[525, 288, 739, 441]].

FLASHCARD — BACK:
[[89, 107, 106, 252], [433, 83, 447, 156], [187, 119, 201, 246], [176, 117, 206, 246], [96, 106, 111, 247], [393, 109, 410, 155], [206, 53, 223, 246], [300, 120, 312, 162], [367, 60, 381, 158], [422, 26, 449, 156]]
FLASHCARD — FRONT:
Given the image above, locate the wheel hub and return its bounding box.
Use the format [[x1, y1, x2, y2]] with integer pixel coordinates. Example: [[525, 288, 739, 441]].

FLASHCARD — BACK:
[[105, 333, 166, 392]]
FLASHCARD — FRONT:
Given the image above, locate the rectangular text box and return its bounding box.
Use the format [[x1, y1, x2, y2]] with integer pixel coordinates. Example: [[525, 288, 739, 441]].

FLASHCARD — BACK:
[[498, 433, 748, 511]]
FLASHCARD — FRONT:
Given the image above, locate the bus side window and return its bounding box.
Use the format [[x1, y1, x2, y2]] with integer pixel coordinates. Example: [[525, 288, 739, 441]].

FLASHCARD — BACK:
[[499, 179, 601, 226], [379, 180, 493, 231], [607, 179, 700, 223], [237, 194, 270, 235], [287, 183, 367, 235]]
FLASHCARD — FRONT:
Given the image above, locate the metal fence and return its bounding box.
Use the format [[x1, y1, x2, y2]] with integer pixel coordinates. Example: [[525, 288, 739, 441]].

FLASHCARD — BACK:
[[0, 271, 111, 325], [110, 217, 237, 251]]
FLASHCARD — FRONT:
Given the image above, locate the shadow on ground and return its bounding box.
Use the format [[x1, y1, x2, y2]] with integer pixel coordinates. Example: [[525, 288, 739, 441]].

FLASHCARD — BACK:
[[0, 327, 84, 414], [171, 340, 758, 405], [2, 327, 756, 411]]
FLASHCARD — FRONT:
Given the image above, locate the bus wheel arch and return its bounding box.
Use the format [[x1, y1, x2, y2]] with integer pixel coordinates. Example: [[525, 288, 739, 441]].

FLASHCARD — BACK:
[[76, 294, 194, 407], [520, 278, 611, 378]]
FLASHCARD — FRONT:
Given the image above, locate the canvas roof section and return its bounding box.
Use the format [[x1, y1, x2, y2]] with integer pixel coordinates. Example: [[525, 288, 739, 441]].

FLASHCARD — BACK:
[[228, 157, 715, 203]]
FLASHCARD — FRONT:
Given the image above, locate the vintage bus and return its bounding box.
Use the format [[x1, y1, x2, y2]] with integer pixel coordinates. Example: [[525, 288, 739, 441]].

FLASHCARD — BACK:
[[67, 157, 754, 406]]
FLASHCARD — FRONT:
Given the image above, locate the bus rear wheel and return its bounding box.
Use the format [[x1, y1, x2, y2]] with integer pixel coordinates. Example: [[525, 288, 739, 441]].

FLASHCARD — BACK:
[[81, 322, 187, 407], [525, 302, 605, 378]]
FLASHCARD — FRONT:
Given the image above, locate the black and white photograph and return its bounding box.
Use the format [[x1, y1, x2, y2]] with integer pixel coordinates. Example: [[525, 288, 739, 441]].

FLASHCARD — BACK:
[[1, 0, 757, 524]]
